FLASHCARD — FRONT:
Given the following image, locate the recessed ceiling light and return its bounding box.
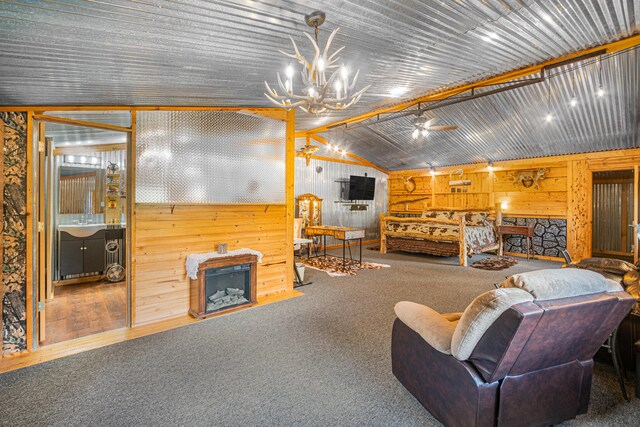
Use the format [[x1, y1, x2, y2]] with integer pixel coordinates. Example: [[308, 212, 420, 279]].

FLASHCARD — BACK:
[[389, 86, 409, 97], [597, 87, 605, 97], [569, 97, 578, 107], [545, 113, 554, 122]]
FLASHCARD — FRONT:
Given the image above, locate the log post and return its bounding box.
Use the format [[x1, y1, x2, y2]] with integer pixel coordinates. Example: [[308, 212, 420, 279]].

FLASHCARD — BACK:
[[496, 203, 503, 256], [459, 215, 468, 266], [380, 213, 387, 254]]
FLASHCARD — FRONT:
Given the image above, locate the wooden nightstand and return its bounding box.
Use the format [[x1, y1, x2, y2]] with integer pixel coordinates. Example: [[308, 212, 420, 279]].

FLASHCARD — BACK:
[[498, 224, 535, 259]]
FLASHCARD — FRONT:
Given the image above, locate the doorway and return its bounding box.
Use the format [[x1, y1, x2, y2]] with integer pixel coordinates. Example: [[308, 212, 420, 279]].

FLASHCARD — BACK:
[[34, 111, 131, 346], [592, 170, 634, 262]]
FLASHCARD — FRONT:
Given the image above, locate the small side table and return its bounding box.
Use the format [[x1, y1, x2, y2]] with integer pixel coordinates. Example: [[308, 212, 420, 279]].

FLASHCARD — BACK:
[[498, 225, 535, 259]]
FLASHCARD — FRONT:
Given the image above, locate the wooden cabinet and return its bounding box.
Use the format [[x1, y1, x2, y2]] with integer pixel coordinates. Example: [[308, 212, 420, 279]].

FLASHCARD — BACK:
[[59, 230, 106, 277]]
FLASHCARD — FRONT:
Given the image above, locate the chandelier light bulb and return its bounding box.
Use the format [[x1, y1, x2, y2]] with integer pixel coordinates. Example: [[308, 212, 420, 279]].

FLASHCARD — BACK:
[[334, 80, 342, 93], [308, 87, 317, 98], [285, 80, 291, 92], [545, 113, 553, 122], [597, 87, 605, 97], [333, 145, 339, 152], [327, 144, 333, 150], [421, 129, 429, 137], [340, 66, 348, 80], [317, 58, 325, 71], [569, 97, 578, 107], [412, 129, 420, 139], [340, 149, 347, 156], [285, 63, 294, 79]]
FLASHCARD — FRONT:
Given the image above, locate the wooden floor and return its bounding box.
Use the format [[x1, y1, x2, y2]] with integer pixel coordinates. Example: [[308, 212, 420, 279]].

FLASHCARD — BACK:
[[41, 280, 127, 346]]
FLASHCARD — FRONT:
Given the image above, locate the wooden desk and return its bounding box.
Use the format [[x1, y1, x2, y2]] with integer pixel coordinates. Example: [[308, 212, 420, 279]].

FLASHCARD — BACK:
[[305, 226, 366, 266], [498, 225, 535, 259]]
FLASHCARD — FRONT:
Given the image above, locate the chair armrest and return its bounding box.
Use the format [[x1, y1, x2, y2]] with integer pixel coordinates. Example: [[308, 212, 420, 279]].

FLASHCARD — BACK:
[[394, 301, 456, 354], [442, 312, 463, 322]]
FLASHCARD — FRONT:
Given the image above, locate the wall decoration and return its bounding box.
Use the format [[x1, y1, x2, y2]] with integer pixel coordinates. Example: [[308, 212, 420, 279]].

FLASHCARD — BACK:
[[509, 168, 549, 189], [1, 112, 28, 355], [403, 176, 416, 193], [296, 145, 320, 166], [448, 168, 471, 187]]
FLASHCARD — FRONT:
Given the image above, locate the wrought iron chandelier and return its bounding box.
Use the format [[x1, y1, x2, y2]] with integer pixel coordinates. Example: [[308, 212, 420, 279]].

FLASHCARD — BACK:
[[264, 11, 370, 115]]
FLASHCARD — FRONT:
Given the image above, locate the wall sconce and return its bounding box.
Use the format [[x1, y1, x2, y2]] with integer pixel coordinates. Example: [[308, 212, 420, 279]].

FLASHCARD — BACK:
[[501, 201, 508, 210], [487, 161, 494, 172], [429, 167, 436, 176]]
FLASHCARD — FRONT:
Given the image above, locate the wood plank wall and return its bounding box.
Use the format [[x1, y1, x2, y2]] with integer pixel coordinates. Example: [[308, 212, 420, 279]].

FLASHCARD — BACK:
[[133, 204, 288, 325], [388, 148, 640, 261]]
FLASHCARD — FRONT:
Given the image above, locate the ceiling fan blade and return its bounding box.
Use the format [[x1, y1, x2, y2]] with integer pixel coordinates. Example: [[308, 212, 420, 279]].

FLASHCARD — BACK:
[[428, 125, 458, 131], [424, 118, 437, 127]]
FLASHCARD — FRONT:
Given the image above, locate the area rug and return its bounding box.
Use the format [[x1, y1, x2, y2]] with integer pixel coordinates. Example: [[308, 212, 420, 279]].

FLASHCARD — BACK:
[[301, 255, 390, 277], [471, 256, 518, 271]]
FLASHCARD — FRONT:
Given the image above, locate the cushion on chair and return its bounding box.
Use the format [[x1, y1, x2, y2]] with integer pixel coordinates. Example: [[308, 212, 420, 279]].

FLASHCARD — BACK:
[[499, 268, 622, 301], [394, 301, 457, 354], [451, 288, 534, 360]]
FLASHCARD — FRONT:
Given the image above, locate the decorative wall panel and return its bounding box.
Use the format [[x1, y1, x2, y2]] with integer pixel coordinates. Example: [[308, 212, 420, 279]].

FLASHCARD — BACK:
[[502, 217, 567, 258], [1, 112, 27, 355], [294, 158, 388, 246], [136, 111, 286, 204]]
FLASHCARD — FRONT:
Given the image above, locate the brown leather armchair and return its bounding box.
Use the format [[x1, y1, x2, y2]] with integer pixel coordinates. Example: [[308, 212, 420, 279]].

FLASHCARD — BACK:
[[392, 269, 635, 427]]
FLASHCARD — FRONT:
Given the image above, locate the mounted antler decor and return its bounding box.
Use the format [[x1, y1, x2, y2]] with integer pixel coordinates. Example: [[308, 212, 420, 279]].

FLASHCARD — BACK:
[[449, 168, 471, 187], [509, 168, 549, 189], [403, 176, 416, 193]]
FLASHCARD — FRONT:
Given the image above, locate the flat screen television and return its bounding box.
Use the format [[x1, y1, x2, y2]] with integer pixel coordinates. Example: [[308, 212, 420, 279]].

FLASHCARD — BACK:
[[348, 175, 376, 200]]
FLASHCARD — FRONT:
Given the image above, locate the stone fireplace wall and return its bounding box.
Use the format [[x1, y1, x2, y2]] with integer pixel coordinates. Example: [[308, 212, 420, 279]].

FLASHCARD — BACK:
[[502, 217, 567, 258]]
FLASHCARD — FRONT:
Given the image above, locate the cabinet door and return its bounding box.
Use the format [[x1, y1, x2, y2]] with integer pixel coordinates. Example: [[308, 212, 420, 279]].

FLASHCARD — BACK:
[[83, 238, 106, 274], [59, 240, 84, 277]]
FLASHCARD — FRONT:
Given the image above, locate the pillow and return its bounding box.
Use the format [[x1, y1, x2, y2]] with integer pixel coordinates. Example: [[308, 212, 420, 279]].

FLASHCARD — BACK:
[[451, 288, 534, 360], [465, 212, 489, 226], [499, 268, 622, 300], [422, 210, 452, 220]]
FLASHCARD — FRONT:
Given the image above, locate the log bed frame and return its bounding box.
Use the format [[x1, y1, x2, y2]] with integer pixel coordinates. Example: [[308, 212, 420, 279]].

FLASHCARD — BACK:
[[379, 206, 502, 267]]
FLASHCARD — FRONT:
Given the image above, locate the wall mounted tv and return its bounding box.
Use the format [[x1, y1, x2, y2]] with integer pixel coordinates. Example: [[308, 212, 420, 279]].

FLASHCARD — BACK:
[[348, 175, 376, 200]]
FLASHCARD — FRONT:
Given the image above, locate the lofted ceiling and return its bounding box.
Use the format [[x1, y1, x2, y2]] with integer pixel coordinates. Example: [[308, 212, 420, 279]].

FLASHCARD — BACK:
[[322, 46, 640, 170], [0, 1, 639, 168]]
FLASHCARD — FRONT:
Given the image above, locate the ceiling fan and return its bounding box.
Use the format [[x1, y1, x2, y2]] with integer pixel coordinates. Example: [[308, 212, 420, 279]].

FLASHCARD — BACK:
[[411, 116, 458, 140]]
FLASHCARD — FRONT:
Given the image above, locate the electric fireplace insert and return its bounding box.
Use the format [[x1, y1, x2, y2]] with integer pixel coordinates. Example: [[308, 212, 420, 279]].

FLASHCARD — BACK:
[[189, 254, 257, 319]]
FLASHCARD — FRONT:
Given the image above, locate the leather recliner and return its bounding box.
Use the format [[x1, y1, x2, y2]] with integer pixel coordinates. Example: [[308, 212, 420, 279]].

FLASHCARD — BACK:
[[391, 269, 635, 427]]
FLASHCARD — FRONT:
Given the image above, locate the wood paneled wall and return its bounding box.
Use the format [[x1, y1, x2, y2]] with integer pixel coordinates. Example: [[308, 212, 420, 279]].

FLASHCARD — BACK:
[[389, 158, 567, 218], [388, 148, 640, 261], [133, 204, 288, 325]]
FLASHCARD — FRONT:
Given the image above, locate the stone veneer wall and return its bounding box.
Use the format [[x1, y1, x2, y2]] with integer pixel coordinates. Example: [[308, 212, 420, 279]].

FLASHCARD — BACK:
[[1, 112, 28, 355], [502, 217, 567, 258]]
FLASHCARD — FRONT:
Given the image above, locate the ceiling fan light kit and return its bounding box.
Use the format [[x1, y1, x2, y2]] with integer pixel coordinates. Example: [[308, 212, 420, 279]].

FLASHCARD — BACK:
[[264, 11, 370, 115]]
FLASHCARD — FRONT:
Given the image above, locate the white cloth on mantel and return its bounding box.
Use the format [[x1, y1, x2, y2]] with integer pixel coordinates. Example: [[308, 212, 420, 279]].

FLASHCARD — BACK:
[[185, 249, 263, 280]]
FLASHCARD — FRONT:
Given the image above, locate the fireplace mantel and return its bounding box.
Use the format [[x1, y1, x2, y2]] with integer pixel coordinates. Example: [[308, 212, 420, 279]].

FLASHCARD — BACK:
[[189, 254, 258, 319]]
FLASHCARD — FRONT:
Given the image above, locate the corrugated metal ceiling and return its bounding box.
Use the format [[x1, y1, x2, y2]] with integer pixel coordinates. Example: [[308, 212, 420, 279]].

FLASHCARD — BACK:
[[321, 46, 640, 170], [0, 0, 638, 134]]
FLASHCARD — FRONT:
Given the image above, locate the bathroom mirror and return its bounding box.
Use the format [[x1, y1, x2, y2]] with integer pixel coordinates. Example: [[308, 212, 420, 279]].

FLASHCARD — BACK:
[[58, 166, 105, 214]]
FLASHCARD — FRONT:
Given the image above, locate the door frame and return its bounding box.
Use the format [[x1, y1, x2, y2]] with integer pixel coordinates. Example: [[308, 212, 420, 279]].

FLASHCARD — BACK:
[[589, 166, 640, 263], [33, 112, 134, 347]]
